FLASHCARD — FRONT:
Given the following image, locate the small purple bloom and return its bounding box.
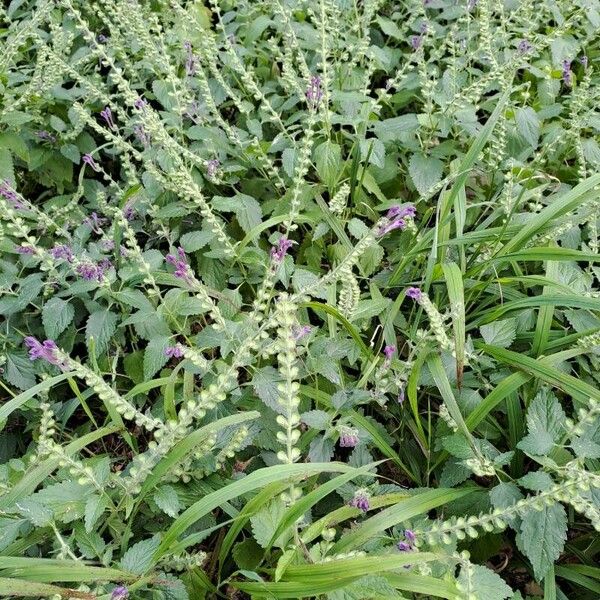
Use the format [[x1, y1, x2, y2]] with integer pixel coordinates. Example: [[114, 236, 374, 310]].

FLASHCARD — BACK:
[[100, 239, 115, 251], [411, 35, 423, 51], [133, 124, 151, 148], [100, 106, 116, 129], [517, 39, 532, 54], [339, 425, 360, 448], [387, 205, 416, 220], [305, 75, 323, 110], [397, 529, 416, 552], [16, 245, 35, 255], [50, 244, 74, 262], [349, 490, 370, 512], [383, 345, 396, 362], [24, 337, 67, 369], [397, 541, 412, 551], [134, 97, 148, 111], [82, 154, 101, 172], [0, 179, 24, 208], [165, 344, 185, 359], [404, 529, 416, 543], [83, 211, 107, 234], [292, 325, 312, 341], [97, 34, 108, 44], [406, 287, 422, 301], [111, 586, 129, 600], [35, 130, 56, 143], [206, 159, 220, 178], [580, 55, 588, 69], [76, 260, 110, 282], [378, 219, 407, 236], [166, 247, 194, 284], [184, 41, 197, 76], [398, 387, 405, 404], [123, 199, 136, 220], [270, 237, 293, 263], [562, 59, 573, 87]]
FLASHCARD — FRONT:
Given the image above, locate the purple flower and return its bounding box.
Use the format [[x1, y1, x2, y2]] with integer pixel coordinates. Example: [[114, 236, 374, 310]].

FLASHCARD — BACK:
[[50, 244, 74, 262], [292, 325, 312, 341], [411, 35, 423, 50], [562, 59, 573, 86], [97, 34, 108, 44], [16, 245, 35, 255], [100, 106, 116, 129], [349, 490, 370, 512], [383, 345, 396, 363], [518, 39, 532, 54], [83, 212, 107, 233], [101, 239, 115, 251], [580, 55, 588, 69], [0, 179, 24, 208], [270, 237, 293, 263], [398, 387, 405, 404], [165, 344, 185, 359], [206, 159, 220, 178], [111, 586, 129, 600], [82, 154, 101, 172], [339, 425, 360, 448], [305, 75, 323, 110], [76, 260, 110, 282], [387, 205, 415, 220], [404, 529, 416, 543], [184, 41, 197, 76], [397, 529, 416, 552], [133, 124, 151, 148], [24, 337, 67, 369], [134, 97, 148, 111], [123, 199, 136, 220], [468, 0, 478, 9], [397, 541, 412, 551], [378, 219, 407, 236], [406, 287, 422, 301], [35, 130, 56, 143], [166, 247, 194, 284]]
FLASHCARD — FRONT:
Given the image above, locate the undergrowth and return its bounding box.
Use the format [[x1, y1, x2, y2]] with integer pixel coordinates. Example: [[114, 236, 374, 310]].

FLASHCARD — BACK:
[[1, 0, 600, 599]]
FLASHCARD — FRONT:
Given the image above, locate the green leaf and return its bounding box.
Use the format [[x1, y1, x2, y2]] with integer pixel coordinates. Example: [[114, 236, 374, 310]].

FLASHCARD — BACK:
[[232, 539, 264, 571], [120, 536, 160, 575], [251, 498, 292, 549], [314, 141, 342, 189], [408, 154, 443, 196], [515, 107, 540, 147], [143, 336, 171, 380], [517, 388, 566, 456], [180, 229, 214, 252], [154, 485, 181, 518], [42, 298, 75, 339], [479, 318, 516, 349], [517, 503, 567, 581], [457, 564, 513, 600], [86, 310, 118, 357]]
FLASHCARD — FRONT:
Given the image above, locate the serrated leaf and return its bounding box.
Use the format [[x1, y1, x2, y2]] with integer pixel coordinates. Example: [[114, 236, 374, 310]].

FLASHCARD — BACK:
[[180, 230, 214, 252], [408, 154, 443, 196], [314, 141, 342, 189], [517, 503, 567, 581], [143, 336, 171, 380], [120, 536, 160, 574], [301, 410, 330, 430], [3, 353, 36, 390], [250, 498, 292, 549], [457, 564, 513, 600], [480, 318, 516, 348], [84, 494, 107, 533], [308, 435, 334, 462], [517, 389, 566, 455], [516, 107, 540, 147], [153, 485, 181, 518], [251, 366, 284, 412], [233, 538, 264, 570], [86, 310, 118, 357], [42, 297, 74, 339]]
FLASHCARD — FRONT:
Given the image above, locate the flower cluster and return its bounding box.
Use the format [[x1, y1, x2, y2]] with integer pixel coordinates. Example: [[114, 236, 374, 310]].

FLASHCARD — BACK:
[[378, 205, 416, 236], [305, 75, 323, 109], [338, 425, 360, 448], [166, 247, 194, 284], [0, 179, 23, 208], [76, 259, 111, 281], [349, 489, 370, 512], [397, 529, 417, 552], [24, 337, 68, 370]]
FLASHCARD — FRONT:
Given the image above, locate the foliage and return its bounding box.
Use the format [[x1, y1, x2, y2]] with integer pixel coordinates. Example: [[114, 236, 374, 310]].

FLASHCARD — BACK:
[[1, 0, 600, 598]]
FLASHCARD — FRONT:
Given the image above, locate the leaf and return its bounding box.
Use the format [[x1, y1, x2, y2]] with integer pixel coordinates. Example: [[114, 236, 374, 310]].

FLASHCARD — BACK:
[[457, 564, 513, 600], [517, 388, 566, 456], [212, 194, 262, 234], [251, 366, 284, 412], [480, 318, 516, 348], [232, 539, 263, 571], [301, 410, 330, 430], [408, 154, 443, 196], [515, 107, 540, 147], [3, 353, 36, 391], [180, 230, 214, 252], [153, 485, 181, 518], [86, 310, 118, 357], [250, 498, 292, 549], [143, 336, 171, 380], [120, 537, 161, 575], [517, 503, 567, 581], [372, 115, 419, 141], [308, 435, 334, 462], [314, 141, 342, 189], [42, 298, 75, 339], [84, 495, 107, 533]]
